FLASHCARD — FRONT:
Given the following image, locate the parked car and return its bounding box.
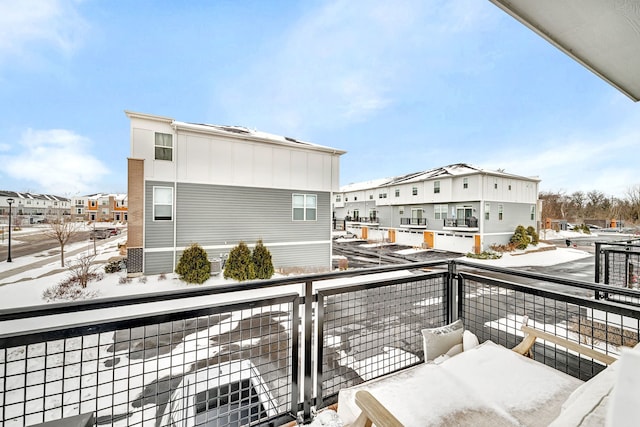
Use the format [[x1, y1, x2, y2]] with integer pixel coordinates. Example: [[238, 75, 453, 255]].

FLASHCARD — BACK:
[[106, 227, 121, 236], [586, 224, 601, 230], [160, 360, 278, 427], [89, 229, 109, 239]]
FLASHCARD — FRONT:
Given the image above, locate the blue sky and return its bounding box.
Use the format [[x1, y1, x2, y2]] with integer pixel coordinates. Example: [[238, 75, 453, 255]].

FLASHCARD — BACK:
[[0, 0, 638, 198]]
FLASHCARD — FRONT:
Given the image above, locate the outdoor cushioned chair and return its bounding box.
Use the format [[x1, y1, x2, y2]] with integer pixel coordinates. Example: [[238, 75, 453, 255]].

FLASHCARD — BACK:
[[337, 321, 636, 427]]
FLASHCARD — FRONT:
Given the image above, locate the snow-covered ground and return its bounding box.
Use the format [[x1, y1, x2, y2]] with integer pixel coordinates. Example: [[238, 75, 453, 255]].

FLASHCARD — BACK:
[[0, 228, 598, 310]]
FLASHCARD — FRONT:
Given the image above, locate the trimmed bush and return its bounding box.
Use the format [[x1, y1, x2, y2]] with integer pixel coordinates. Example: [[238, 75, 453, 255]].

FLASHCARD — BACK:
[[175, 243, 211, 284], [224, 241, 256, 281], [252, 239, 274, 280], [510, 225, 530, 250], [526, 226, 539, 245]]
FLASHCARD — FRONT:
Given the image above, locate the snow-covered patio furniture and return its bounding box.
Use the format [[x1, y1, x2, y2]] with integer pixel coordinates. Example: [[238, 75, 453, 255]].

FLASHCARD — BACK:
[[338, 324, 639, 427]]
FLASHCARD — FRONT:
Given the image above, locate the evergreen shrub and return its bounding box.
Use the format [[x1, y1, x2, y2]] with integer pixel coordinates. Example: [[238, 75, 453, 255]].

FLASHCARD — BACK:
[[252, 239, 274, 280], [175, 243, 211, 284], [224, 241, 256, 281]]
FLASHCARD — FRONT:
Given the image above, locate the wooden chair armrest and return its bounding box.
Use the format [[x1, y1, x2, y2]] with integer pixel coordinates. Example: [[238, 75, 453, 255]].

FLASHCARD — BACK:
[[512, 324, 617, 365], [351, 390, 404, 427]]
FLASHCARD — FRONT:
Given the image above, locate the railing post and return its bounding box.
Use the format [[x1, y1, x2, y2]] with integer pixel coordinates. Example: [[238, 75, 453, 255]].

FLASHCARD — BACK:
[[447, 260, 457, 323], [595, 242, 601, 283], [302, 280, 314, 423]]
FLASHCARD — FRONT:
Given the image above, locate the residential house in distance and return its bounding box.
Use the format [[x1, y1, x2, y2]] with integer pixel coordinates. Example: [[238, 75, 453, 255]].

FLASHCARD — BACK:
[[78, 193, 128, 222], [126, 111, 345, 275], [0, 191, 70, 224], [333, 163, 540, 254]]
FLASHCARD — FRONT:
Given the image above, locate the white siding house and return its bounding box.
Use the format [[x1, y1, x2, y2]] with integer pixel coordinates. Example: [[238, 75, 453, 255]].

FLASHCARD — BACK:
[[126, 111, 345, 275], [333, 164, 540, 254]]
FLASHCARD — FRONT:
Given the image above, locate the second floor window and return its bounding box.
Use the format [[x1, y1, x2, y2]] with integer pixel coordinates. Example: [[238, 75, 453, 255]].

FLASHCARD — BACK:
[[412, 187, 418, 196], [498, 204, 504, 221], [434, 181, 440, 194], [155, 132, 173, 161], [485, 203, 490, 220], [395, 189, 400, 197], [293, 194, 317, 221], [336, 195, 341, 202], [463, 178, 468, 189], [434, 204, 448, 220]]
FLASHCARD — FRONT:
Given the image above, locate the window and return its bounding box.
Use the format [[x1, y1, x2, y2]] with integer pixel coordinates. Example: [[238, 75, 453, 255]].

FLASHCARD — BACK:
[[345, 197, 348, 201], [399, 206, 404, 215], [336, 195, 341, 202], [369, 194, 373, 200], [153, 187, 173, 221], [498, 204, 504, 221], [412, 186, 418, 196], [485, 203, 490, 220], [155, 132, 173, 161], [292, 194, 316, 221], [354, 196, 358, 201], [379, 193, 387, 199], [434, 204, 448, 220], [463, 178, 468, 189], [530, 205, 536, 221], [494, 179, 498, 189], [76, 208, 82, 214], [395, 189, 400, 197], [508, 184, 512, 191], [434, 181, 440, 194]]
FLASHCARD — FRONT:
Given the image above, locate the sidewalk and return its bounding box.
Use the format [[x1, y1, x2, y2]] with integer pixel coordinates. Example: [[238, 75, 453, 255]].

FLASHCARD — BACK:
[[0, 234, 126, 284]]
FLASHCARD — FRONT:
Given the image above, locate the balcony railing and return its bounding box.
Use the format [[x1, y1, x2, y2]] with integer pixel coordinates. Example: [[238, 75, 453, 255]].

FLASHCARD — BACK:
[[345, 216, 379, 224], [400, 217, 428, 226], [2, 260, 640, 426], [443, 217, 478, 228]]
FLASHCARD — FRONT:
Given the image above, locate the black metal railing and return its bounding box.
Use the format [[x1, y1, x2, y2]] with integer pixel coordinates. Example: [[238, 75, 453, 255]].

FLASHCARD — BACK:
[[3, 260, 640, 426], [400, 217, 428, 226], [443, 217, 478, 228]]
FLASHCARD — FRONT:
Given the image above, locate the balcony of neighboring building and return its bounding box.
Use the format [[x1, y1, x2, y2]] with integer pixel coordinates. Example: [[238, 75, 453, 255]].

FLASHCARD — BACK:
[[442, 217, 479, 231], [399, 217, 428, 228]]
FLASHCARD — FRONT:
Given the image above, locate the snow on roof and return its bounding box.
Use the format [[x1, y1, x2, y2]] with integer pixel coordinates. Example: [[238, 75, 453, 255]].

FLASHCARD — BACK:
[[340, 163, 540, 192], [172, 120, 346, 155]]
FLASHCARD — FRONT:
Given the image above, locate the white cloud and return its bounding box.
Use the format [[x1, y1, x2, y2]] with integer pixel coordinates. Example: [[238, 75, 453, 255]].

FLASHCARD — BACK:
[[215, 0, 494, 133], [482, 126, 640, 198], [0, 128, 109, 195], [0, 0, 88, 64]]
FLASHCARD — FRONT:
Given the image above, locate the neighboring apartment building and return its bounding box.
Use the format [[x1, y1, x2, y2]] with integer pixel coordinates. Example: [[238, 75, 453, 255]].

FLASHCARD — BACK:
[[333, 163, 540, 254], [0, 191, 70, 223], [126, 111, 345, 275], [83, 193, 128, 222]]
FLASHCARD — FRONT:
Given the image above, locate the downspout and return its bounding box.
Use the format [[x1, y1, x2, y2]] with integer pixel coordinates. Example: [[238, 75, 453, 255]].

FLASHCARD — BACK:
[[479, 173, 485, 252], [172, 123, 179, 272]]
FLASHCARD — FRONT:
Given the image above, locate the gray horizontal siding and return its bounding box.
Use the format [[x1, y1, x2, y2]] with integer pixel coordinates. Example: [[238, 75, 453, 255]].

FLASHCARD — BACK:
[[145, 251, 174, 275], [145, 181, 176, 249], [175, 183, 330, 247], [145, 243, 330, 275]]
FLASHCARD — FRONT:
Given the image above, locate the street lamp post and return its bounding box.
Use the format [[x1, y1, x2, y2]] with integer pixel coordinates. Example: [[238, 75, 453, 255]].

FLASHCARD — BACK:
[[6, 197, 14, 262]]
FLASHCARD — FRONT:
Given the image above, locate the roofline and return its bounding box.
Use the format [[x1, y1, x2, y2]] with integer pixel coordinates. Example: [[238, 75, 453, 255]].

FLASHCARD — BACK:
[[171, 121, 346, 155], [489, 0, 639, 102], [125, 111, 346, 156]]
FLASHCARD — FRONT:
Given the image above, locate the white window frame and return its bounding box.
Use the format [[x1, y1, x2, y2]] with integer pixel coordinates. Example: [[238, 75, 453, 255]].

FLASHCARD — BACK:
[[530, 205, 536, 221], [463, 178, 468, 189], [434, 181, 440, 194], [292, 194, 317, 221], [498, 204, 504, 221], [153, 186, 174, 221], [155, 132, 173, 161], [434, 204, 448, 220], [412, 186, 418, 196], [336, 194, 341, 202], [485, 202, 490, 220], [395, 189, 400, 197]]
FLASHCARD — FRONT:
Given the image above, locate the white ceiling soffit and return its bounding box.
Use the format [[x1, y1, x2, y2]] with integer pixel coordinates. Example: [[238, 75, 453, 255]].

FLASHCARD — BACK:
[[489, 0, 640, 102]]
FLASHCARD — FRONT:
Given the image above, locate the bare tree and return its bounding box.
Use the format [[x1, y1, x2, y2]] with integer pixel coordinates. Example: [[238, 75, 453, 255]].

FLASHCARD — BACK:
[[67, 253, 97, 288], [44, 216, 81, 267]]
